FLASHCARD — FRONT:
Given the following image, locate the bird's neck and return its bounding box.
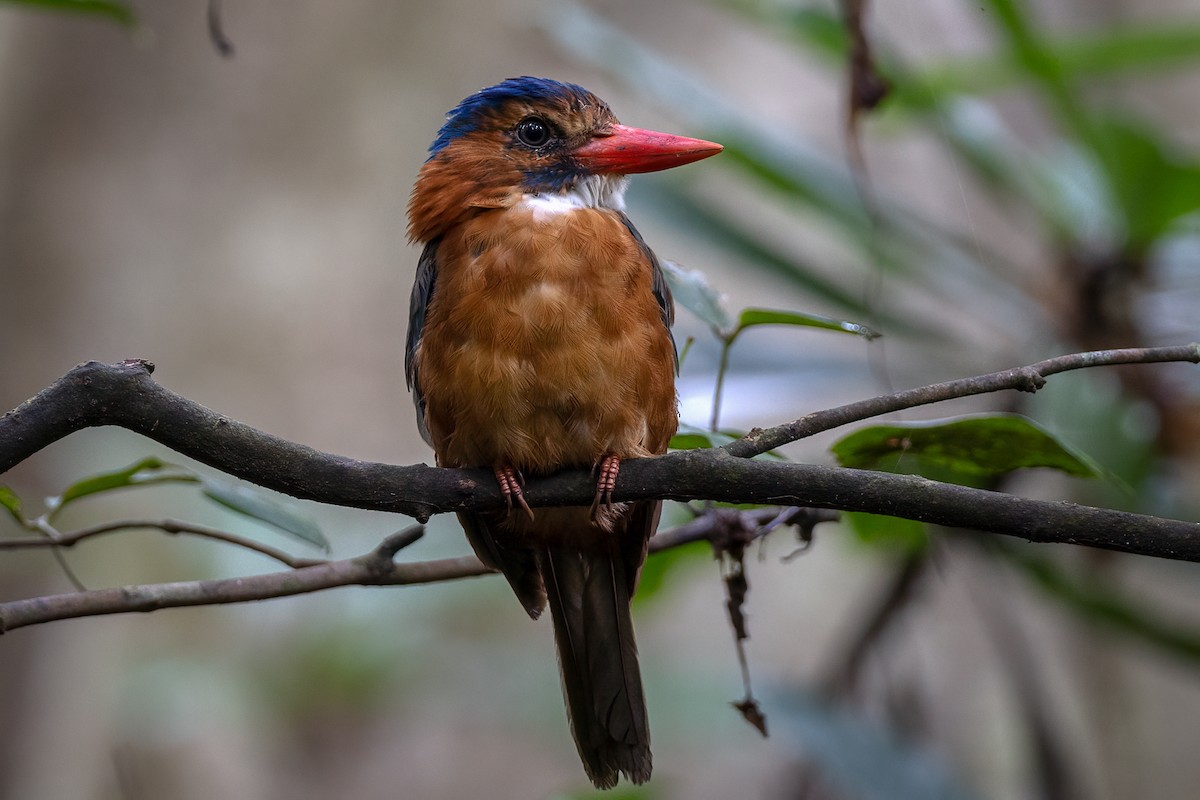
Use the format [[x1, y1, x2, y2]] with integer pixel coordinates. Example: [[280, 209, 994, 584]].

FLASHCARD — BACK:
[[519, 174, 629, 220], [409, 153, 629, 243]]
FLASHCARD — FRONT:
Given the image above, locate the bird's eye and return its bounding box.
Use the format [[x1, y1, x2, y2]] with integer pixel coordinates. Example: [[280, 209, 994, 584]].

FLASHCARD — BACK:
[[515, 117, 552, 148]]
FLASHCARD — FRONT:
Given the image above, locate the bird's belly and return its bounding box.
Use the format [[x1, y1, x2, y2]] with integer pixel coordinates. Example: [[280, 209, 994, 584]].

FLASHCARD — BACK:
[[428, 285, 667, 469], [419, 209, 676, 472]]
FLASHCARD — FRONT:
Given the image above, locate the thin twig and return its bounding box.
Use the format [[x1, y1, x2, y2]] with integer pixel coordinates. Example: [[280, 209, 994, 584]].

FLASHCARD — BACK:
[[819, 551, 928, 697], [0, 519, 323, 569], [727, 344, 1200, 457], [0, 507, 815, 634]]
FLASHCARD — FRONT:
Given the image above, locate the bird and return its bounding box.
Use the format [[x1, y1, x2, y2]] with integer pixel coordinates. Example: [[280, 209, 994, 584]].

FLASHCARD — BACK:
[[405, 76, 721, 788]]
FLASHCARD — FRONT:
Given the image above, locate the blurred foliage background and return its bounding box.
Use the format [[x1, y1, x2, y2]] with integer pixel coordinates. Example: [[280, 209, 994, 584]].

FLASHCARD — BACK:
[[1, 1, 1199, 798]]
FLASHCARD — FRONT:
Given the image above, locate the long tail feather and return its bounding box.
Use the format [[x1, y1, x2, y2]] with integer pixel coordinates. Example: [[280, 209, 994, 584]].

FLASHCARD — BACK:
[[543, 548, 651, 788]]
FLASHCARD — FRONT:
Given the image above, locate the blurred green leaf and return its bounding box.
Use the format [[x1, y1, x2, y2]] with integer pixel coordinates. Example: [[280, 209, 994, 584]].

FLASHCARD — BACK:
[[48, 457, 199, 514], [202, 480, 329, 551], [2, 0, 136, 26], [642, 184, 883, 322], [982, 0, 1095, 145], [1000, 543, 1200, 664], [776, 5, 846, 56], [660, 258, 732, 332], [723, 2, 847, 57], [1090, 116, 1200, 247], [772, 689, 978, 800], [736, 307, 880, 340], [901, 23, 1200, 104], [0, 485, 25, 525], [846, 512, 929, 554], [1029, 371, 1157, 510], [635, 539, 708, 608], [832, 414, 1098, 483]]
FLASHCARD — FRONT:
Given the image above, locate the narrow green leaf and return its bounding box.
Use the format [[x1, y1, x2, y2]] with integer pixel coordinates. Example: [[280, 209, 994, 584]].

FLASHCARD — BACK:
[[900, 23, 1200, 104], [982, 0, 1118, 193], [202, 480, 329, 551], [1001, 543, 1200, 664], [0, 485, 25, 525], [50, 457, 199, 513], [831, 414, 1098, 483], [3, 0, 137, 26], [641, 184, 886, 323], [736, 307, 881, 340]]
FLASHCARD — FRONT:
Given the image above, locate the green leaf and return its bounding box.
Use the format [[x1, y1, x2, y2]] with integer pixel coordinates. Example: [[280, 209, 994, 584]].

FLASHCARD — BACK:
[[49, 457, 200, 514], [669, 424, 742, 451], [3, 0, 137, 26], [846, 512, 929, 554], [202, 480, 329, 551], [0, 485, 25, 525], [831, 414, 1098, 484], [1090, 116, 1200, 247], [636, 539, 708, 608], [659, 258, 732, 333], [901, 23, 1200, 104], [982, 0, 1095, 144], [639, 183, 881, 322], [735, 307, 880, 340], [774, 5, 847, 57], [1000, 543, 1200, 664]]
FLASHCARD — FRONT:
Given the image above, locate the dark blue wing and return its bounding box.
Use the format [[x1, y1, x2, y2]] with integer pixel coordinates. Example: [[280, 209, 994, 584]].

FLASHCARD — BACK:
[[405, 238, 441, 446], [618, 214, 677, 368]]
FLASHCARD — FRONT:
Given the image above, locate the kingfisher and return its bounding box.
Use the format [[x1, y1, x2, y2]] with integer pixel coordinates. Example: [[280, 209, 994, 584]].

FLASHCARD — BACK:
[[405, 76, 721, 788]]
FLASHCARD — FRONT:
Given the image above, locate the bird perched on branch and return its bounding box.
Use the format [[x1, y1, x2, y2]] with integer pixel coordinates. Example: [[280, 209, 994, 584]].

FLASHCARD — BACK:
[[405, 76, 721, 788]]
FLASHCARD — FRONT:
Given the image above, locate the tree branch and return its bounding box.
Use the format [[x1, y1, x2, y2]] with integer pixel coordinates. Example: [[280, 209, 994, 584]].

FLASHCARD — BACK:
[[0, 519, 323, 569], [2, 351, 1199, 564], [0, 506, 816, 633], [727, 344, 1200, 457]]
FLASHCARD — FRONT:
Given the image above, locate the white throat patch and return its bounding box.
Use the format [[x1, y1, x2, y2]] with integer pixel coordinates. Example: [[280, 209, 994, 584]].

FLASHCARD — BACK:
[[521, 174, 629, 219]]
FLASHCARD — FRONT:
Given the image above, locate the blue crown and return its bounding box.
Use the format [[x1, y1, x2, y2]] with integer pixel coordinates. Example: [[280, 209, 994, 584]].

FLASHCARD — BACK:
[[428, 76, 590, 158]]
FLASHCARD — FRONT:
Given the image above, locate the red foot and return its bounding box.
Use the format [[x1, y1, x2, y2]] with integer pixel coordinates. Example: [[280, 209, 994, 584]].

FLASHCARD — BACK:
[[590, 455, 621, 518], [494, 465, 534, 520]]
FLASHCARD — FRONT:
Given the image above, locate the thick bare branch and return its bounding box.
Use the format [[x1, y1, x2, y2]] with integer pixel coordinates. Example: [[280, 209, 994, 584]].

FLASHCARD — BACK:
[[2, 350, 1199, 569]]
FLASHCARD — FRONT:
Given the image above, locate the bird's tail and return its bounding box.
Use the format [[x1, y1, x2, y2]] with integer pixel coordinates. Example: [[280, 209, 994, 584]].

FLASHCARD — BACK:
[[542, 547, 651, 788]]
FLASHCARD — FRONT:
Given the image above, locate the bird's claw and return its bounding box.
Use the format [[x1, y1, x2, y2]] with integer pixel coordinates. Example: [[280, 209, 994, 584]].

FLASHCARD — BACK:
[[494, 465, 535, 521], [589, 455, 620, 519]]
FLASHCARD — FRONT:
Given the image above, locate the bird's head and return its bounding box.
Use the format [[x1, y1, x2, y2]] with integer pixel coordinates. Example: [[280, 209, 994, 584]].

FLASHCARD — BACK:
[[407, 76, 722, 243]]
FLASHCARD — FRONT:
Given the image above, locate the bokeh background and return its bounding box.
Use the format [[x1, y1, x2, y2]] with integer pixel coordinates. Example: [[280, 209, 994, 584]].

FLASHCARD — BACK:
[[2, 1, 1199, 798]]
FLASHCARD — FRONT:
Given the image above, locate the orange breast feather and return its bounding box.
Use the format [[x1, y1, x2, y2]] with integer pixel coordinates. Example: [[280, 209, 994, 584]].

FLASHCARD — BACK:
[[416, 206, 677, 473]]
